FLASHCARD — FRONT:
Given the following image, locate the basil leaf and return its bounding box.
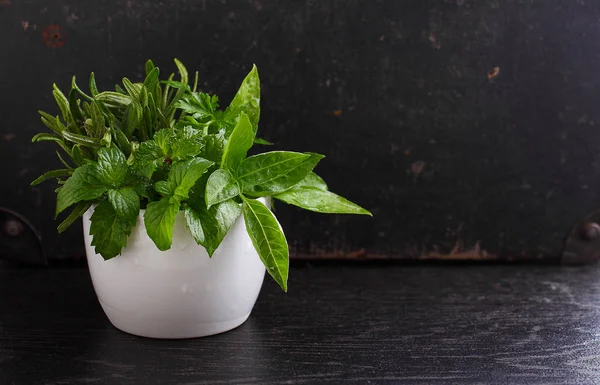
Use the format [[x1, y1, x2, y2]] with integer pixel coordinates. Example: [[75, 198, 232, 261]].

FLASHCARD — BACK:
[[298, 172, 328, 190], [254, 137, 273, 146], [177, 92, 217, 121], [221, 112, 255, 171], [107, 187, 140, 221], [144, 197, 180, 251], [225, 65, 260, 133], [163, 157, 213, 201], [205, 169, 240, 208], [56, 164, 107, 216], [90, 201, 137, 259], [238, 152, 324, 196], [241, 196, 288, 292], [274, 186, 371, 216], [184, 199, 241, 257], [96, 148, 128, 188]]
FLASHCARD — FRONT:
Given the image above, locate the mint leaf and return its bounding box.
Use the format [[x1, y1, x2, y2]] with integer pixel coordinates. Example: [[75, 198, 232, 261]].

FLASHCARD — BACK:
[[205, 169, 240, 208], [162, 157, 213, 201], [221, 112, 255, 171], [89, 201, 137, 259], [274, 186, 371, 216], [241, 196, 288, 292], [237, 152, 324, 196], [56, 164, 107, 216], [184, 199, 241, 257], [96, 147, 128, 187], [225, 65, 260, 133], [144, 197, 180, 251], [108, 187, 140, 220]]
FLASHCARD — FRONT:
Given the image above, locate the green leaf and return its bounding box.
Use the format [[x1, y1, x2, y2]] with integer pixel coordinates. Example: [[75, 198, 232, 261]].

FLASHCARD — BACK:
[[254, 137, 273, 145], [177, 92, 217, 121], [205, 169, 240, 208], [225, 65, 260, 132], [95, 91, 133, 107], [143, 67, 160, 91], [132, 140, 164, 179], [237, 152, 324, 196], [274, 187, 371, 215], [68, 88, 84, 123], [32, 133, 62, 143], [53, 84, 73, 127], [89, 72, 99, 97], [154, 129, 171, 153], [170, 127, 202, 160], [241, 196, 288, 292], [112, 128, 132, 157], [71, 76, 93, 102], [298, 172, 328, 190], [123, 102, 143, 137], [57, 202, 91, 233], [56, 150, 74, 169], [39, 111, 63, 134], [221, 112, 255, 171], [145, 60, 156, 76], [56, 164, 107, 216], [71, 145, 87, 166], [62, 131, 102, 148], [90, 201, 137, 259], [164, 157, 213, 201], [108, 187, 140, 220], [184, 199, 241, 257], [199, 130, 226, 164], [96, 147, 128, 187], [144, 197, 180, 251], [31, 169, 73, 186], [122, 78, 140, 98]]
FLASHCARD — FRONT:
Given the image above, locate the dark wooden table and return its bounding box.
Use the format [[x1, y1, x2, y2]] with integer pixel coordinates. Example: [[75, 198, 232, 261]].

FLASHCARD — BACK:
[[1, 265, 600, 384]]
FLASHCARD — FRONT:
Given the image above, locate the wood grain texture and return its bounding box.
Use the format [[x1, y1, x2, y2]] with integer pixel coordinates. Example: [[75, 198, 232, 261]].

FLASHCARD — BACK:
[[1, 266, 600, 384]]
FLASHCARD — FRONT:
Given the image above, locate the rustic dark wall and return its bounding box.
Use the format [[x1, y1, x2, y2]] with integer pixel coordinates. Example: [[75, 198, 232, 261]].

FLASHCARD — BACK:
[[1, 0, 599, 263]]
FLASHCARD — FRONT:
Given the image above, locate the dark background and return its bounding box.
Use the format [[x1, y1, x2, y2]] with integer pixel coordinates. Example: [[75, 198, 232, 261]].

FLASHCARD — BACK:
[[1, 0, 599, 264]]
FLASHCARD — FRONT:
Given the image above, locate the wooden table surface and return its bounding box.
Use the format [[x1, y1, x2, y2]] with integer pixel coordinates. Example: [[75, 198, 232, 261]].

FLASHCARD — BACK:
[[1, 265, 600, 384]]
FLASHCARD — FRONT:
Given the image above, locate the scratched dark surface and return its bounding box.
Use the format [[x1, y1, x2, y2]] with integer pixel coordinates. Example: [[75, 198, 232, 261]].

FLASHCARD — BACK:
[[1, 0, 600, 262], [2, 266, 600, 383]]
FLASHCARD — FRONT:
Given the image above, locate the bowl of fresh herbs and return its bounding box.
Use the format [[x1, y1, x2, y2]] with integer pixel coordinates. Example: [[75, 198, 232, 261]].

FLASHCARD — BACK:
[[32, 59, 371, 338]]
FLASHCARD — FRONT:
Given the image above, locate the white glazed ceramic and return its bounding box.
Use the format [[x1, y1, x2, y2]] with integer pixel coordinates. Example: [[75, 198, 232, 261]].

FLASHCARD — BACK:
[[82, 198, 268, 339]]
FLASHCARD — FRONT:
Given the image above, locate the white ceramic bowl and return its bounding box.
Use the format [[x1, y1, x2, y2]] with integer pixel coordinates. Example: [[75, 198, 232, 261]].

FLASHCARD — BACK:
[[82, 198, 267, 339]]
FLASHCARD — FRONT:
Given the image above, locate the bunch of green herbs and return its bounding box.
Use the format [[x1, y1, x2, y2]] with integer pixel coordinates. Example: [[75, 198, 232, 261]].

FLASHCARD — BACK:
[[32, 59, 371, 291]]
